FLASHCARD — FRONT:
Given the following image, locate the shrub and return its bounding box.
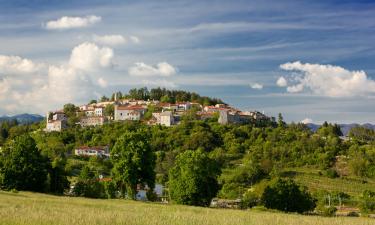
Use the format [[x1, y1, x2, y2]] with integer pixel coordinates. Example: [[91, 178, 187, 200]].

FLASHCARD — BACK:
[[261, 178, 316, 213]]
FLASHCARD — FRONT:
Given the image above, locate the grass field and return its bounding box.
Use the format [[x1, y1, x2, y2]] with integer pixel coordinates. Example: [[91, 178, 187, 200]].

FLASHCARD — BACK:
[[0, 191, 374, 225]]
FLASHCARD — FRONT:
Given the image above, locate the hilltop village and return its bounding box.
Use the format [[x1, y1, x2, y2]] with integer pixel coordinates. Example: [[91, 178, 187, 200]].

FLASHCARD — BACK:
[[46, 93, 270, 132]]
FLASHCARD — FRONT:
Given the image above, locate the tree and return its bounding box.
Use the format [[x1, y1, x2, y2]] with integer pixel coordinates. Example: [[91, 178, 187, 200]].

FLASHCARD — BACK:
[[168, 149, 220, 206], [0, 134, 49, 192], [104, 104, 114, 118], [277, 113, 286, 128], [261, 178, 316, 213], [111, 129, 155, 199]]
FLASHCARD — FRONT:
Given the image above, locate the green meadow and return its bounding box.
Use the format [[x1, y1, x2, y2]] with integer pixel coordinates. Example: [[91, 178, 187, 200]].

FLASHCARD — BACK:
[[0, 191, 373, 225]]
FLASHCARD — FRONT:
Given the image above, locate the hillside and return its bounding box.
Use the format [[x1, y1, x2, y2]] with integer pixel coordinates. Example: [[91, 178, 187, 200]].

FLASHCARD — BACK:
[[306, 123, 375, 136], [0, 114, 44, 125], [0, 191, 373, 225]]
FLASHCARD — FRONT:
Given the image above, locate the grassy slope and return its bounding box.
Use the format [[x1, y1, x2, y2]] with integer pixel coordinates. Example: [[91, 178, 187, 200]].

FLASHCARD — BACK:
[[0, 191, 374, 225], [282, 168, 375, 197]]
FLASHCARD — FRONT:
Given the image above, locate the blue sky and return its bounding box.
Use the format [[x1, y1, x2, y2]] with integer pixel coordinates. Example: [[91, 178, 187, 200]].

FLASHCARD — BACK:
[[0, 0, 374, 123]]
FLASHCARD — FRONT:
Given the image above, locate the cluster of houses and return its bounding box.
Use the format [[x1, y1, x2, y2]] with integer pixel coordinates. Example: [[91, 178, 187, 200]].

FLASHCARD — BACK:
[[46, 99, 270, 132]]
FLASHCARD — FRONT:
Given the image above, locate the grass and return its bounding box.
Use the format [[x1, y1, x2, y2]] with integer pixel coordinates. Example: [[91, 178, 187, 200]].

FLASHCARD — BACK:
[[0, 191, 374, 225]]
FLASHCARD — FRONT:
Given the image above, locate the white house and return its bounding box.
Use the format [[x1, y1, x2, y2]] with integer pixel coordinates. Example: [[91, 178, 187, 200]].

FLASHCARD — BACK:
[[160, 111, 175, 126], [45, 111, 67, 132], [80, 116, 107, 127], [176, 102, 191, 111], [75, 146, 110, 158], [114, 105, 147, 121]]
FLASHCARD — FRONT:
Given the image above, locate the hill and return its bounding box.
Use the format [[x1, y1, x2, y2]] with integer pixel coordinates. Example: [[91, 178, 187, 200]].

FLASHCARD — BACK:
[[0, 114, 44, 124], [0, 191, 373, 225], [306, 123, 375, 136]]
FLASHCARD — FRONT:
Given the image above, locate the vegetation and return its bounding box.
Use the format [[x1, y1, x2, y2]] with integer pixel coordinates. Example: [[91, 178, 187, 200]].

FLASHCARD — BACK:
[[0, 88, 375, 219], [1, 191, 374, 225], [169, 149, 219, 206], [261, 178, 316, 213]]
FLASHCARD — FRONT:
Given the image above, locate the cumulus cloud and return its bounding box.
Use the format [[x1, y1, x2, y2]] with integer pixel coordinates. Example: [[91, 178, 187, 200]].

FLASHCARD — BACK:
[[250, 83, 263, 90], [93, 34, 126, 46], [45, 15, 101, 30], [0, 55, 45, 75], [69, 42, 114, 71], [128, 62, 177, 77], [279, 61, 375, 97], [276, 76, 287, 87], [0, 42, 113, 114]]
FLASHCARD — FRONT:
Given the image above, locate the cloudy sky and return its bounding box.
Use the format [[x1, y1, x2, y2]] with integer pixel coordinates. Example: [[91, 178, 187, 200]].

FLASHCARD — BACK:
[[0, 0, 375, 123]]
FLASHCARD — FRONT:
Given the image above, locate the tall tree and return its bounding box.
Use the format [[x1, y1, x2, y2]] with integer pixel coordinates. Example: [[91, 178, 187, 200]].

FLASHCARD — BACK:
[[168, 149, 220, 206], [111, 129, 155, 199], [0, 134, 49, 192]]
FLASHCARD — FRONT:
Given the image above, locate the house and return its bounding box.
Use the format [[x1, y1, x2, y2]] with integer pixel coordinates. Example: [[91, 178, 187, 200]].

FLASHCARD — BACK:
[[80, 116, 107, 127], [204, 106, 229, 113], [152, 111, 177, 126], [158, 103, 178, 112], [160, 111, 175, 126], [218, 110, 269, 125], [114, 105, 147, 121], [45, 111, 68, 132], [176, 102, 191, 111], [75, 146, 110, 158]]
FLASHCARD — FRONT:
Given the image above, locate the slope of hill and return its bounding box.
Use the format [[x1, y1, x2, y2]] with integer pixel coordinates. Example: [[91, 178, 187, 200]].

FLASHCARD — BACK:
[[0, 191, 373, 225], [0, 114, 44, 124], [306, 123, 375, 136]]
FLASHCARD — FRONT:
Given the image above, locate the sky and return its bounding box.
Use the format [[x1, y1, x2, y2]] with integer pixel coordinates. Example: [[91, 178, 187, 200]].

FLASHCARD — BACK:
[[0, 0, 374, 124]]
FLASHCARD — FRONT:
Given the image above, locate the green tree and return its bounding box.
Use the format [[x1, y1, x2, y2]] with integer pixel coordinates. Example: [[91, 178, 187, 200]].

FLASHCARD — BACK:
[[168, 149, 220, 206], [104, 104, 114, 118], [261, 178, 316, 213], [111, 129, 155, 199], [0, 134, 49, 192]]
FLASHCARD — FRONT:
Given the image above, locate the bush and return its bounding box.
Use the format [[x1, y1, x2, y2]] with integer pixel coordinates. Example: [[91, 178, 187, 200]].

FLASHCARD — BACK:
[[319, 206, 337, 217], [240, 190, 259, 209], [261, 178, 316, 213], [324, 168, 339, 178], [360, 190, 375, 213]]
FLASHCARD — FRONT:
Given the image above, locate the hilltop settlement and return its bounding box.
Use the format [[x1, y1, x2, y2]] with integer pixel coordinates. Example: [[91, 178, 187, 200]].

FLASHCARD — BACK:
[[46, 91, 270, 132]]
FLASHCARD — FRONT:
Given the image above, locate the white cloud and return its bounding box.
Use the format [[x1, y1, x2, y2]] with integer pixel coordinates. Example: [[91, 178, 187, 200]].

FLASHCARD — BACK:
[[279, 61, 375, 97], [69, 42, 114, 71], [45, 15, 101, 30], [250, 83, 263, 90], [0, 42, 114, 115], [0, 55, 45, 75], [301, 118, 313, 124], [276, 76, 287, 87], [93, 34, 126, 46], [128, 62, 177, 77], [130, 36, 140, 44]]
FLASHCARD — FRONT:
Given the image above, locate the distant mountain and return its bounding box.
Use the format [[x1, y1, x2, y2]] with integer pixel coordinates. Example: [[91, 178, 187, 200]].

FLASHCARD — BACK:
[[305, 123, 375, 136], [0, 114, 44, 125]]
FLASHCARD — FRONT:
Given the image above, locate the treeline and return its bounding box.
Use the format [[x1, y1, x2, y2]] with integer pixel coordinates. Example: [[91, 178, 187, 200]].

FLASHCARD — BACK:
[[93, 87, 224, 106], [0, 116, 375, 215]]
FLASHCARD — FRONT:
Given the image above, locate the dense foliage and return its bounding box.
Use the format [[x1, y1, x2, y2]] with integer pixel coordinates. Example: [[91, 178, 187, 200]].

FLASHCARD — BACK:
[[111, 129, 156, 199], [0, 135, 49, 192], [168, 149, 220, 206], [261, 178, 316, 213]]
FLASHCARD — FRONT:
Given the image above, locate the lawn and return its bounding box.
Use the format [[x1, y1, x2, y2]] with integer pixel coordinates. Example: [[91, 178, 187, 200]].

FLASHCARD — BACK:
[[0, 191, 374, 225]]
